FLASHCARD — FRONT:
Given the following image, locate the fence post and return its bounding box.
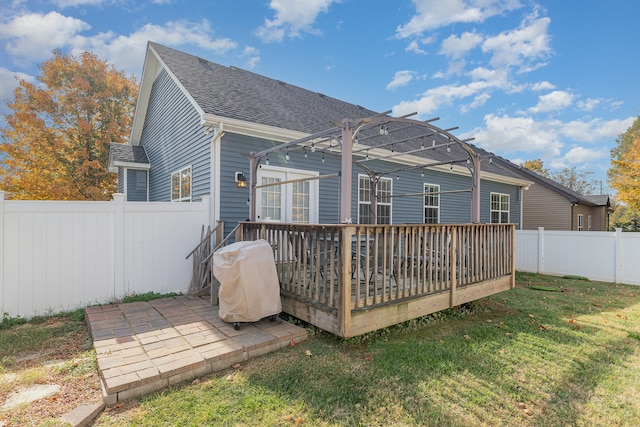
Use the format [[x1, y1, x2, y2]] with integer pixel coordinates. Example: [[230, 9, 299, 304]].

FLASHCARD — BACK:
[[615, 228, 622, 284], [0, 191, 4, 316], [113, 193, 125, 299], [537, 227, 545, 274]]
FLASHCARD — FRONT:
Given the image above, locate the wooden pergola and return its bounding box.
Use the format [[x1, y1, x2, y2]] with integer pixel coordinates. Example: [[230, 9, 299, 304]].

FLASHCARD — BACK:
[[247, 112, 482, 225]]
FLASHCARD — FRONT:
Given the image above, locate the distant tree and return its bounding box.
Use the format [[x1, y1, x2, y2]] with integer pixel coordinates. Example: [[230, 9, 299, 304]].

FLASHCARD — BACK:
[[549, 167, 599, 195], [0, 50, 138, 200], [608, 116, 640, 209], [609, 204, 640, 232], [522, 158, 548, 176]]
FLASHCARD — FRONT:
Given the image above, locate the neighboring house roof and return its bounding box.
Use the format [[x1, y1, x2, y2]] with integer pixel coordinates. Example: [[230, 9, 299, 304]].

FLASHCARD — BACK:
[[129, 42, 531, 187], [108, 143, 150, 173], [495, 159, 611, 207]]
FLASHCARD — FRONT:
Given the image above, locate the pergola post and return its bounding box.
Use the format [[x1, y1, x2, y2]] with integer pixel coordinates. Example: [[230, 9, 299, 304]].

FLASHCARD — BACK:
[[340, 118, 353, 223], [471, 154, 481, 223], [249, 156, 258, 221]]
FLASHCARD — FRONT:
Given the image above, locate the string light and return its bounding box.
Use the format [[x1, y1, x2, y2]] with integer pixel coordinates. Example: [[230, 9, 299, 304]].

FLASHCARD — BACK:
[[311, 143, 315, 152], [396, 173, 400, 180], [304, 151, 308, 158], [322, 153, 325, 163], [285, 149, 290, 161], [421, 168, 424, 178], [265, 155, 269, 165], [449, 163, 453, 172], [432, 139, 436, 147], [446, 144, 451, 152], [366, 150, 369, 160], [467, 157, 471, 164]]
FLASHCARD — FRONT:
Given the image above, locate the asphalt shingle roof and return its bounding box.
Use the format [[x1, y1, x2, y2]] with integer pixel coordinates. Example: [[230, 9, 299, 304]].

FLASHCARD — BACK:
[[149, 42, 529, 182], [109, 143, 149, 164]]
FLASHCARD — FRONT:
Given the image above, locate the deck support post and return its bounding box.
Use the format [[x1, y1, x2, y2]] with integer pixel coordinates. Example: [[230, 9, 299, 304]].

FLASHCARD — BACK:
[[338, 226, 354, 337]]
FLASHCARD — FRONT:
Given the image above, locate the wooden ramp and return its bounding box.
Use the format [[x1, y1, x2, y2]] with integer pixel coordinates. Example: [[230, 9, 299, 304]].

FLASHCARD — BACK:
[[85, 296, 307, 404]]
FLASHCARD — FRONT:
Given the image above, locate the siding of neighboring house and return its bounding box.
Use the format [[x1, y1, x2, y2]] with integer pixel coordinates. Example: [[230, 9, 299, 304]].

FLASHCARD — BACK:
[[522, 182, 571, 230], [126, 169, 148, 201], [573, 204, 591, 231], [140, 69, 210, 202], [590, 206, 608, 231]]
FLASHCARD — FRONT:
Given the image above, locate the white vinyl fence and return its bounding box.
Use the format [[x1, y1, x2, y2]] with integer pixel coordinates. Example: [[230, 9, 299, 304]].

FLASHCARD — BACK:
[[1, 192, 209, 318], [515, 228, 640, 286]]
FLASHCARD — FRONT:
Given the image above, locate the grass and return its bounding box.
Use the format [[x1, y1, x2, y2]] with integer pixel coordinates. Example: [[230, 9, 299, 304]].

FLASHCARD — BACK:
[[1, 277, 638, 426], [92, 272, 640, 426]]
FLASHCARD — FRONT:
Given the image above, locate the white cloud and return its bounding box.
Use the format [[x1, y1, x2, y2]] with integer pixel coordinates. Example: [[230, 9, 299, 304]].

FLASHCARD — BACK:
[[460, 92, 490, 113], [255, 0, 336, 43], [82, 20, 237, 75], [241, 45, 260, 69], [562, 146, 607, 164], [0, 11, 91, 63], [530, 81, 555, 91], [0, 11, 237, 75], [50, 0, 106, 7], [469, 113, 564, 156], [396, 0, 522, 38], [558, 117, 635, 142], [387, 70, 416, 90], [440, 31, 483, 59], [577, 97, 601, 112], [405, 39, 426, 54], [528, 90, 573, 113], [481, 14, 552, 71]]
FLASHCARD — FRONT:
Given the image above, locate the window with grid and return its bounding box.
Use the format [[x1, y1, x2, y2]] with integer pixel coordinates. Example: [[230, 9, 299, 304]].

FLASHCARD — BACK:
[[423, 183, 440, 224], [490, 192, 509, 223], [291, 181, 310, 223], [358, 175, 392, 224], [171, 166, 191, 202], [577, 214, 584, 231], [260, 177, 282, 221]]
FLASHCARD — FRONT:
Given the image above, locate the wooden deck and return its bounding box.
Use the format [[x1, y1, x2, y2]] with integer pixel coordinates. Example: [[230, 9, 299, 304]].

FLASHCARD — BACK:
[[238, 223, 515, 338]]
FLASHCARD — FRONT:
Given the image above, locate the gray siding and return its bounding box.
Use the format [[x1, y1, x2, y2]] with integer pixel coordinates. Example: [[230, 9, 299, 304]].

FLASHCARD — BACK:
[[126, 169, 148, 202], [522, 183, 571, 230], [218, 132, 522, 231], [117, 167, 124, 193], [480, 180, 522, 226], [140, 69, 210, 202]]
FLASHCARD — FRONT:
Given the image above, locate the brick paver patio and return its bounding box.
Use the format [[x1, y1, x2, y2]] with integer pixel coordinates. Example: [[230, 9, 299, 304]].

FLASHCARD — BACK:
[[85, 296, 307, 404]]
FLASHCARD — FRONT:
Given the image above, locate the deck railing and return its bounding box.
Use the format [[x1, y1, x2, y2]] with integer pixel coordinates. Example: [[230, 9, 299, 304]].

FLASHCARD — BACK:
[[239, 222, 514, 336]]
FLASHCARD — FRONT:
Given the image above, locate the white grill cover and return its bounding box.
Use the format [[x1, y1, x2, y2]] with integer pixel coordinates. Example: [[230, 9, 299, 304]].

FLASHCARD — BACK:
[[213, 239, 282, 323]]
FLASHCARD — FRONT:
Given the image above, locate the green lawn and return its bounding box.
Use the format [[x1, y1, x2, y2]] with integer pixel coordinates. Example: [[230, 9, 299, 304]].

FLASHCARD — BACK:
[[91, 272, 640, 426]]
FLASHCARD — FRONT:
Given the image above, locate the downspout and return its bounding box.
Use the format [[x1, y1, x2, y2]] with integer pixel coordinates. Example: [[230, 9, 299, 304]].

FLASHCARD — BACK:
[[211, 123, 224, 229]]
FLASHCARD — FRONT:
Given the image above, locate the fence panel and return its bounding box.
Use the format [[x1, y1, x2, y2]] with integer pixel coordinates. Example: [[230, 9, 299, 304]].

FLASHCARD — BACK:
[[1, 193, 207, 318], [515, 228, 640, 286]]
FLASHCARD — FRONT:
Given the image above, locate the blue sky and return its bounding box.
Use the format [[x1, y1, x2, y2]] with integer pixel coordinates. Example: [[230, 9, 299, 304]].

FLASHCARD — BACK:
[[1, 0, 638, 193]]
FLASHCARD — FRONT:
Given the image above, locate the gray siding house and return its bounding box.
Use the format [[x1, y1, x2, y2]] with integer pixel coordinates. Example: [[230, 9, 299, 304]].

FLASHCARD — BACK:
[[514, 167, 612, 231], [110, 42, 531, 233]]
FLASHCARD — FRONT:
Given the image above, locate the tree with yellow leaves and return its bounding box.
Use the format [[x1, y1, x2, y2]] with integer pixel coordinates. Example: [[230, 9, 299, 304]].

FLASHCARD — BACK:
[[0, 50, 138, 200], [609, 116, 640, 209]]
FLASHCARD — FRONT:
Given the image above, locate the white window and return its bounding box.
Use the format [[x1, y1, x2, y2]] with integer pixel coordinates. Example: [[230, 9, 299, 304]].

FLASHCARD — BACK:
[[171, 166, 191, 202], [358, 175, 392, 224], [588, 215, 592, 231], [256, 165, 318, 223], [490, 192, 509, 223], [423, 183, 440, 224], [577, 214, 584, 231]]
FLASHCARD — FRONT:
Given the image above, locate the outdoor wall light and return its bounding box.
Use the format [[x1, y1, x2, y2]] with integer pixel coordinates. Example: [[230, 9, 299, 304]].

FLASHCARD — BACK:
[[235, 171, 247, 188]]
